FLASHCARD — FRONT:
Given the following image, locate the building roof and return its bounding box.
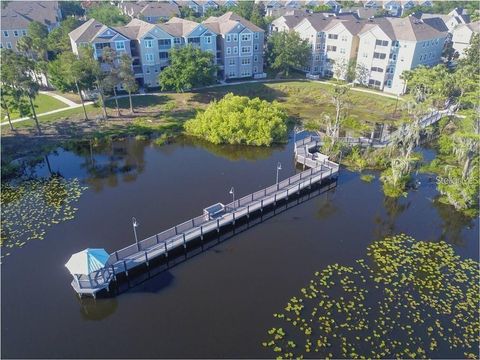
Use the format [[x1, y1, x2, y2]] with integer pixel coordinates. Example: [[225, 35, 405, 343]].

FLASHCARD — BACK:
[[455, 20, 480, 34], [420, 16, 449, 32], [359, 16, 447, 41], [1, 1, 60, 29], [203, 11, 264, 34], [122, 18, 157, 38], [69, 19, 105, 42], [268, 7, 309, 18], [161, 17, 203, 37], [122, 1, 180, 19]]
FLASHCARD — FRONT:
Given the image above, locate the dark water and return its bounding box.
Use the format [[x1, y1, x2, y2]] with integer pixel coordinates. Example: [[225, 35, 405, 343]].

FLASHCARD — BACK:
[[1, 135, 478, 359]]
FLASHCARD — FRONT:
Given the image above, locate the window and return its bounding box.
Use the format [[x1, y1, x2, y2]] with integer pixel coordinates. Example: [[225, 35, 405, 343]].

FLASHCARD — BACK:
[[21, 29, 27, 36], [435, 38, 439, 45], [392, 40, 399, 47], [327, 34, 338, 39], [205, 36, 211, 44], [375, 39, 388, 46], [389, 53, 397, 60], [159, 52, 168, 59], [241, 34, 251, 41], [233, 46, 238, 54], [386, 80, 392, 87], [159, 39, 171, 47], [387, 67, 395, 74], [7, 42, 12, 49], [371, 67, 383, 72], [241, 58, 250, 65], [226, 34, 231, 42], [3, 31, 8, 37], [145, 53, 154, 62], [362, 52, 368, 58], [241, 69, 251, 76], [341, 36, 347, 42], [254, 32, 259, 39], [229, 58, 235, 65], [13, 30, 18, 37], [254, 44, 259, 51], [241, 46, 250, 54], [115, 41, 125, 50], [228, 71, 235, 77], [174, 37, 182, 45], [254, 55, 258, 62], [315, 54, 320, 61], [188, 37, 200, 44], [0, 43, 3, 48], [313, 66, 318, 72], [368, 79, 381, 87], [254, 66, 258, 73], [373, 52, 386, 59], [144, 39, 153, 48], [316, 44, 321, 50], [227, 47, 231, 55], [340, 48, 346, 54], [233, 34, 238, 41], [326, 45, 337, 52]]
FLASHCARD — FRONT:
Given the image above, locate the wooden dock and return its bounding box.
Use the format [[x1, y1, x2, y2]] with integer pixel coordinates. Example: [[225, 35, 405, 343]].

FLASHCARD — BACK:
[[69, 136, 339, 297]]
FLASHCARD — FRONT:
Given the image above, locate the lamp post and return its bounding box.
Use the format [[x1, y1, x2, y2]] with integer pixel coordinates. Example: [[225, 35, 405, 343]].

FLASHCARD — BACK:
[[229, 187, 235, 209], [276, 161, 282, 185], [132, 217, 139, 249]]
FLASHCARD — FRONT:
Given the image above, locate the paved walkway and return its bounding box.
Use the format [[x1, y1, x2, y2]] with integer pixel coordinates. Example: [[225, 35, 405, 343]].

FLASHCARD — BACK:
[[1, 92, 94, 127], [40, 91, 79, 107]]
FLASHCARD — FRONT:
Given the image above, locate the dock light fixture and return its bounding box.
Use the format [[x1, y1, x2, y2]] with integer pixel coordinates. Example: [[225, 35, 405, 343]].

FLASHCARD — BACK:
[[132, 217, 140, 247], [276, 161, 282, 185], [229, 187, 235, 208]]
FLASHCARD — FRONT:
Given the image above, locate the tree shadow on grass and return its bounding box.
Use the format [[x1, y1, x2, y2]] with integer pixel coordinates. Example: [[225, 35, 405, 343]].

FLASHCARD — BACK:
[[189, 82, 289, 104]]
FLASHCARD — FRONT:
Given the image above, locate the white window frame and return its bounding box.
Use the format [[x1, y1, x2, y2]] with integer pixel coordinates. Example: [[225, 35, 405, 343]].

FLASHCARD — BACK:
[[233, 46, 238, 54], [229, 58, 235, 65], [144, 39, 153, 48], [115, 41, 125, 50], [226, 34, 231, 42], [3, 31, 8, 37], [7, 42, 12, 49], [241, 46, 251, 54], [254, 32, 259, 39], [21, 29, 27, 36], [227, 47, 231, 55], [233, 34, 238, 42], [254, 55, 258, 62], [174, 37, 182, 44], [241, 34, 251, 41], [241, 58, 250, 65], [254, 44, 259, 51], [13, 30, 19, 37], [205, 36, 211, 44], [145, 53, 154, 63]]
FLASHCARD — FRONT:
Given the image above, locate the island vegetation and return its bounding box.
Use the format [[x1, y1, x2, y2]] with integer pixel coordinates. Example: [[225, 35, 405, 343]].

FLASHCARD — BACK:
[[184, 93, 288, 146]]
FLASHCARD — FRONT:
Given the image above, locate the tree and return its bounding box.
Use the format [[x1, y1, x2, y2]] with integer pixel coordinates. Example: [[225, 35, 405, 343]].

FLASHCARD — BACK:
[[86, 3, 129, 26], [234, 1, 254, 20], [354, 63, 369, 86], [27, 21, 48, 59], [118, 54, 138, 114], [326, 84, 351, 147], [0, 85, 16, 130], [159, 46, 216, 92], [48, 51, 94, 120], [267, 31, 311, 77], [79, 46, 108, 119], [102, 46, 121, 117], [184, 93, 288, 146], [250, 3, 266, 30], [47, 17, 80, 56], [1, 50, 41, 134], [59, 1, 85, 17]]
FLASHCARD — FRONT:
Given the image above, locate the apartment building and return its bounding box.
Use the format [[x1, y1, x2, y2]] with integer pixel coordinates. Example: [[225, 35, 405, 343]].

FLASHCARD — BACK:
[[203, 12, 265, 79], [452, 21, 480, 58], [356, 16, 447, 94], [118, 1, 180, 23], [1, 1, 62, 51], [69, 19, 133, 65], [271, 12, 308, 32], [116, 19, 175, 87]]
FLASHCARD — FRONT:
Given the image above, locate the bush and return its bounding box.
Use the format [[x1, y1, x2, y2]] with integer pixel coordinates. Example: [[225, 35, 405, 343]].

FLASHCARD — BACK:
[[184, 93, 288, 146]]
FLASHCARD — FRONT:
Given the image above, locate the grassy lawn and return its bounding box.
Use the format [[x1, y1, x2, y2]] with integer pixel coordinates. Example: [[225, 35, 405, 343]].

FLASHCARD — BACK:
[[4, 94, 68, 120], [3, 81, 405, 135]]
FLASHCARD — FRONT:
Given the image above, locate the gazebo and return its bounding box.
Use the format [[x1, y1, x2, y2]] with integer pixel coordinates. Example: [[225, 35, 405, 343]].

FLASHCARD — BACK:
[[65, 248, 113, 297]]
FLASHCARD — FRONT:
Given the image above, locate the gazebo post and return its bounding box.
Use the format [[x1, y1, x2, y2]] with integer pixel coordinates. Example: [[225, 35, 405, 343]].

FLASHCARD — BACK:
[[75, 274, 82, 289]]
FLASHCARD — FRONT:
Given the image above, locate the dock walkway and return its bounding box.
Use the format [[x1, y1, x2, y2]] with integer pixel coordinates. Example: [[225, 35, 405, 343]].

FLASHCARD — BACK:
[[70, 137, 339, 297]]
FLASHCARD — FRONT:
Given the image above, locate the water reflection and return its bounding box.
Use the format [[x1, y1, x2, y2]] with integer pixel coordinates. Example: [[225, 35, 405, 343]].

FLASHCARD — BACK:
[[79, 297, 118, 321], [433, 199, 476, 246], [181, 135, 280, 161], [373, 196, 410, 239]]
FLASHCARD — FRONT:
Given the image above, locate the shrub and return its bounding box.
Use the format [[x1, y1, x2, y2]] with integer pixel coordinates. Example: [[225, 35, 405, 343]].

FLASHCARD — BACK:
[[184, 93, 288, 146]]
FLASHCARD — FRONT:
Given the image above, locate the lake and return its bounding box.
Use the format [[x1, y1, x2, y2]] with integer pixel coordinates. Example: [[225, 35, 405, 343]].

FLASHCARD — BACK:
[[1, 134, 478, 358]]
